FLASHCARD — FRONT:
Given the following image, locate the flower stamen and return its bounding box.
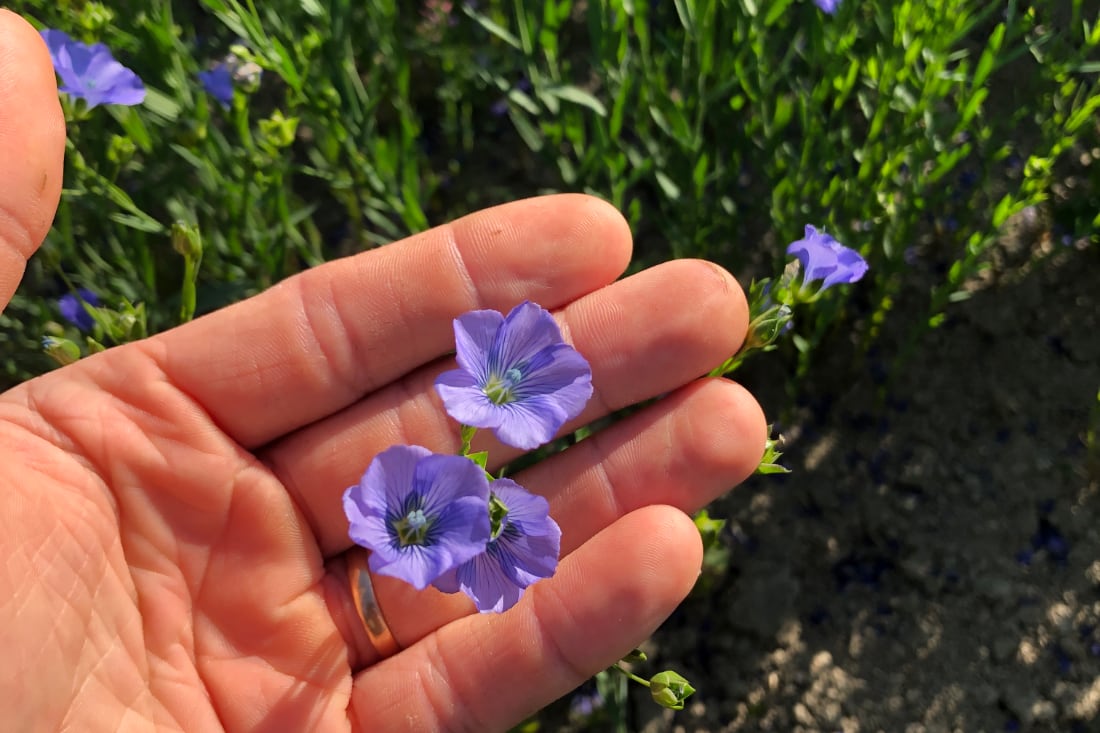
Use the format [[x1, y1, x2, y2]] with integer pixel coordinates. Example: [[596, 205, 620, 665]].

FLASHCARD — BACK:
[[483, 370, 520, 405], [393, 507, 431, 546]]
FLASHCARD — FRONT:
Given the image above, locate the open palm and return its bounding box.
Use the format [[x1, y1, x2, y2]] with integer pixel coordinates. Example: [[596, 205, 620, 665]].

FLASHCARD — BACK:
[[0, 11, 765, 732]]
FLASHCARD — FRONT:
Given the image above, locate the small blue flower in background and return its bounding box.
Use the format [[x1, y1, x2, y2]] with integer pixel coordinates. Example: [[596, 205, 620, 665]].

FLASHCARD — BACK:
[[40, 30, 145, 109], [343, 445, 492, 589], [198, 64, 234, 108], [787, 225, 869, 290], [569, 688, 605, 720], [491, 77, 533, 117], [434, 478, 561, 613], [435, 301, 593, 450], [58, 288, 99, 332], [814, 0, 841, 13]]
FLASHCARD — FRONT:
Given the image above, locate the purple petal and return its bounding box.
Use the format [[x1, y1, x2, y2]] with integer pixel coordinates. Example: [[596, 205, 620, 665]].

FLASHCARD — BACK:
[[437, 301, 593, 449], [437, 346, 592, 448], [822, 247, 870, 287], [84, 56, 146, 106], [414, 452, 491, 517], [494, 346, 593, 448], [40, 30, 145, 108], [67, 42, 113, 77], [492, 301, 565, 371], [451, 309, 503, 383], [370, 544, 460, 591], [374, 462, 490, 589], [199, 64, 234, 107], [344, 445, 491, 590], [342, 493, 394, 559], [786, 224, 867, 291], [490, 480, 560, 583], [513, 344, 593, 403], [434, 552, 524, 613], [40, 29, 74, 66], [433, 377, 501, 429], [491, 394, 572, 450], [433, 478, 560, 612], [361, 444, 431, 514], [58, 288, 99, 332]]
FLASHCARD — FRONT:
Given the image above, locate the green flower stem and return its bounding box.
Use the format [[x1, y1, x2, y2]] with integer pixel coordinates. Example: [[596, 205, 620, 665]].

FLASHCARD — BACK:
[[459, 424, 477, 455], [709, 302, 792, 377], [611, 663, 651, 687]]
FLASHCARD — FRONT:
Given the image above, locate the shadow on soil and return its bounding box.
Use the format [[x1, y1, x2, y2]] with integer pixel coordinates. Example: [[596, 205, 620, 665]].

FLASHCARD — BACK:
[[631, 241, 1099, 733]]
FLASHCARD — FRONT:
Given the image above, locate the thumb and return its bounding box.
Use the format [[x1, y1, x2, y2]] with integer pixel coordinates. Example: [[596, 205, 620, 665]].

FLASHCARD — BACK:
[[0, 10, 65, 314]]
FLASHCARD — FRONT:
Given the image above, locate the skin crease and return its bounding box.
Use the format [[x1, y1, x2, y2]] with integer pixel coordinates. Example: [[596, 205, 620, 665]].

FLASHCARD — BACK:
[[0, 10, 766, 733]]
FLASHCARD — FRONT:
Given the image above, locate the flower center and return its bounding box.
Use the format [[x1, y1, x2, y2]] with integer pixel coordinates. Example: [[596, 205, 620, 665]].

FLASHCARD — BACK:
[[488, 493, 510, 540], [483, 367, 524, 405], [393, 508, 431, 546]]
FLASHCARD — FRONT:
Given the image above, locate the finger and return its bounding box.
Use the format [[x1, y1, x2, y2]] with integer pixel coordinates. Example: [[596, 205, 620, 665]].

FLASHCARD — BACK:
[[532, 378, 766, 553], [150, 194, 631, 448], [350, 506, 704, 733], [330, 378, 764, 665], [0, 10, 66, 312], [265, 258, 750, 556]]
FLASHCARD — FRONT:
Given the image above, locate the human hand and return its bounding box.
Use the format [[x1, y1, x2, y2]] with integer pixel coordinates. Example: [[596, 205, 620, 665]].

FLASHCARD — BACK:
[[0, 9, 765, 731]]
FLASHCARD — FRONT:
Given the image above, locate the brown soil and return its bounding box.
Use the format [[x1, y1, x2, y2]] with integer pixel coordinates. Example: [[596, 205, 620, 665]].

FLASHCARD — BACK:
[[628, 235, 1100, 732]]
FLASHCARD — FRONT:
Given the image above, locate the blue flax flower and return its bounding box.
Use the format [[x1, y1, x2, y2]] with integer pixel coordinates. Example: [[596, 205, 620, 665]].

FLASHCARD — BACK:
[[198, 64, 234, 108], [343, 445, 491, 589], [787, 225, 868, 290], [435, 301, 593, 450], [40, 30, 145, 109], [814, 0, 841, 13], [434, 478, 561, 613], [58, 288, 99, 332]]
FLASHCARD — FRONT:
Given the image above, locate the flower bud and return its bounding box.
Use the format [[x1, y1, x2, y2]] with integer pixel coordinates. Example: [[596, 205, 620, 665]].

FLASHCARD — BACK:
[[171, 221, 203, 263], [649, 670, 696, 710], [693, 509, 726, 551], [259, 111, 299, 151], [745, 304, 793, 351], [42, 336, 82, 366], [107, 134, 136, 166]]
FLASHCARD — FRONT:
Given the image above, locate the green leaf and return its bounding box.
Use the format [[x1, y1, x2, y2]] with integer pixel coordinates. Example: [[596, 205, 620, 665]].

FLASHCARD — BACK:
[[692, 153, 709, 192], [106, 213, 163, 234], [466, 451, 490, 470], [959, 88, 988, 127], [693, 509, 726, 550], [509, 109, 545, 152], [139, 87, 181, 123], [547, 85, 607, 116], [655, 170, 681, 200], [991, 193, 1017, 228], [1065, 93, 1100, 134], [464, 7, 522, 49], [972, 23, 1005, 90], [508, 88, 541, 115], [772, 95, 793, 132], [672, 0, 695, 34], [763, 0, 796, 27], [609, 76, 631, 140]]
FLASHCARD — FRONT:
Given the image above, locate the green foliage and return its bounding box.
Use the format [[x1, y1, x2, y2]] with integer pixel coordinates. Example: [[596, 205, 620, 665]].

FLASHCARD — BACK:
[[5, 2, 1098, 725], [3, 0, 1098, 390]]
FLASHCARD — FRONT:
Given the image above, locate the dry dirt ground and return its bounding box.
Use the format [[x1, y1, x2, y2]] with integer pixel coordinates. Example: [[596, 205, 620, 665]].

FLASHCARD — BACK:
[[623, 237, 1100, 733]]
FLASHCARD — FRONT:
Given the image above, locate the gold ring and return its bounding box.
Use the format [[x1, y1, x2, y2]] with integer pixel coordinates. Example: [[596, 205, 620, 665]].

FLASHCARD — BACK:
[[347, 550, 400, 659]]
